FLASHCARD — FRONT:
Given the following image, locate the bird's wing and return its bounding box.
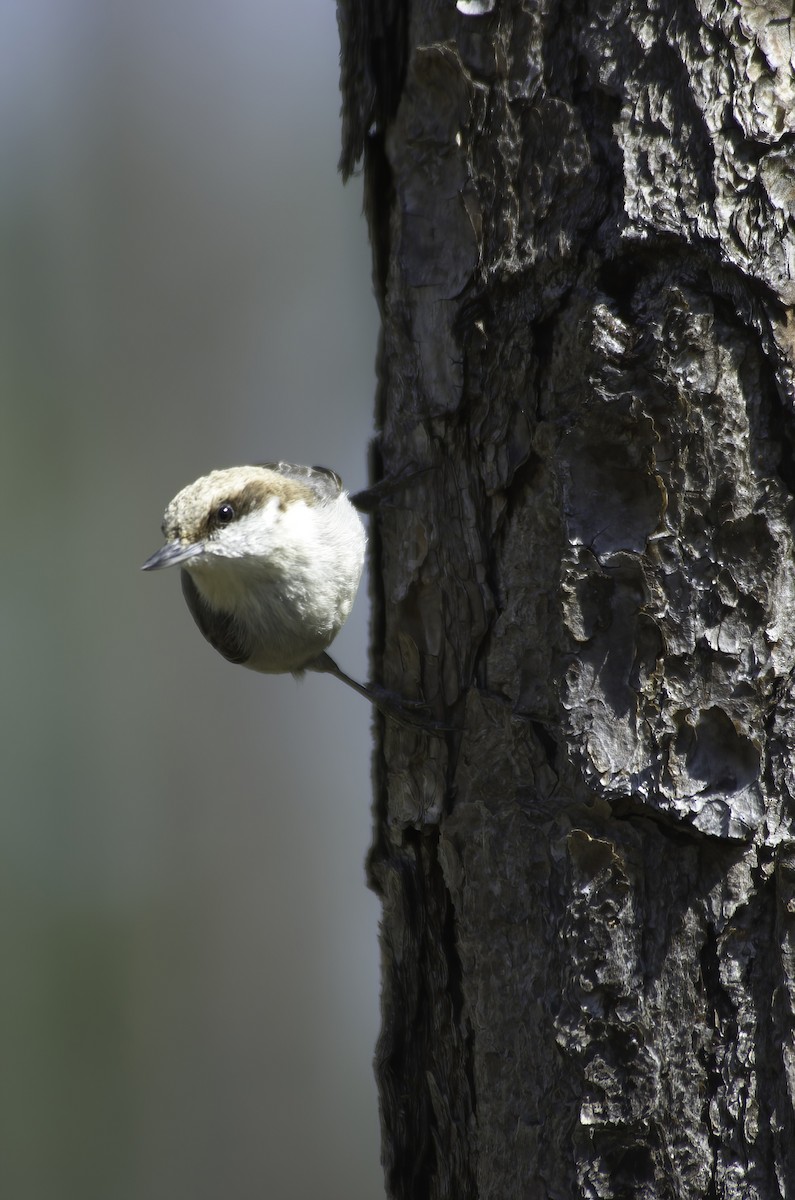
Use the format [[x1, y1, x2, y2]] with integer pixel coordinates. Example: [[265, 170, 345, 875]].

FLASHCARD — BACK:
[[180, 570, 252, 665], [258, 462, 343, 503]]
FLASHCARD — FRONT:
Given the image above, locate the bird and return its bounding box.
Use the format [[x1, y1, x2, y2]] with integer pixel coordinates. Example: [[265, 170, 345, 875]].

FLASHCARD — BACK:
[[142, 461, 436, 727]]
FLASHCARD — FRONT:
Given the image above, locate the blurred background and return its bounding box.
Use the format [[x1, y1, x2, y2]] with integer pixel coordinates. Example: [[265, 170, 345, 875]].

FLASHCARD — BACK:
[[0, 2, 382, 1198]]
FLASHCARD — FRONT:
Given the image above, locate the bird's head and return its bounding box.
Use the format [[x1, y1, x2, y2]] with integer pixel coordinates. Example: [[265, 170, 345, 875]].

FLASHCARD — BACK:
[[141, 465, 323, 574]]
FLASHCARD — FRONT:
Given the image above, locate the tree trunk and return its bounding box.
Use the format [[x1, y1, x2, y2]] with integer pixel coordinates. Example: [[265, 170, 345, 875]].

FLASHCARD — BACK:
[[339, 2, 795, 1197]]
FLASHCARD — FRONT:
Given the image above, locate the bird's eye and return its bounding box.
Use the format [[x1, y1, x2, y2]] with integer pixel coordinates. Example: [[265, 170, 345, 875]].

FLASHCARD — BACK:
[[215, 502, 235, 525]]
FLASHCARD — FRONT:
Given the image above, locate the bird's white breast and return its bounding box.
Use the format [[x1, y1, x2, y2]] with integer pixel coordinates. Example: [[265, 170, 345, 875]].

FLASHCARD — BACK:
[[186, 494, 366, 673]]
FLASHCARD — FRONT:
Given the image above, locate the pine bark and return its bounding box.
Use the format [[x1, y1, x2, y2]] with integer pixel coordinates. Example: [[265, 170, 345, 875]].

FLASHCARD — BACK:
[[339, 2, 795, 1197]]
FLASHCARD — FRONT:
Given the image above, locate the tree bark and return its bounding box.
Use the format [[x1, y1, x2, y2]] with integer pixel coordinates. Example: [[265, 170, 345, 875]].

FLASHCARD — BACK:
[[339, 2, 795, 1197]]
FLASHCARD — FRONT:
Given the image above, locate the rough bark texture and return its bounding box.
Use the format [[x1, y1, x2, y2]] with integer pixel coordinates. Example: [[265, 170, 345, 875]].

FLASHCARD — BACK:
[[339, 2, 795, 1197]]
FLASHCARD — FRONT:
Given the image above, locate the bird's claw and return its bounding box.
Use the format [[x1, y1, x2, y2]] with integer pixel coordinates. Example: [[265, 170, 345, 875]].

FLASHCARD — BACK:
[[368, 685, 453, 735]]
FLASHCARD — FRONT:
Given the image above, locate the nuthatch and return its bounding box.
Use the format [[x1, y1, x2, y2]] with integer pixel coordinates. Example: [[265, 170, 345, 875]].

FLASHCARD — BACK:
[[142, 462, 434, 726]]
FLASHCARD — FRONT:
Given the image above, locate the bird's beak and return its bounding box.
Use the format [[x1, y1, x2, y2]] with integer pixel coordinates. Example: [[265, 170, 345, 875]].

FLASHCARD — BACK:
[[141, 541, 205, 571]]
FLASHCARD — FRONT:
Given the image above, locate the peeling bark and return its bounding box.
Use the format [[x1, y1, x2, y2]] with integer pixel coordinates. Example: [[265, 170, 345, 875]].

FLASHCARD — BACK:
[[338, 2, 795, 1197]]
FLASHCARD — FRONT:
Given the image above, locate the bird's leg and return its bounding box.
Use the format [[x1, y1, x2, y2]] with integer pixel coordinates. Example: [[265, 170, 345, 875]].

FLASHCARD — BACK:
[[349, 466, 434, 513], [309, 653, 449, 734]]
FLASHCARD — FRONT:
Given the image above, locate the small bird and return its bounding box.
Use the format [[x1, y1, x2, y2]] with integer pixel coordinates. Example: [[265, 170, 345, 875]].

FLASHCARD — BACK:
[[142, 462, 423, 722]]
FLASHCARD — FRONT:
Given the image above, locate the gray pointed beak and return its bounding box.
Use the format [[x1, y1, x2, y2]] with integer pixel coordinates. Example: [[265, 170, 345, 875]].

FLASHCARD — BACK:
[[141, 541, 205, 571]]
